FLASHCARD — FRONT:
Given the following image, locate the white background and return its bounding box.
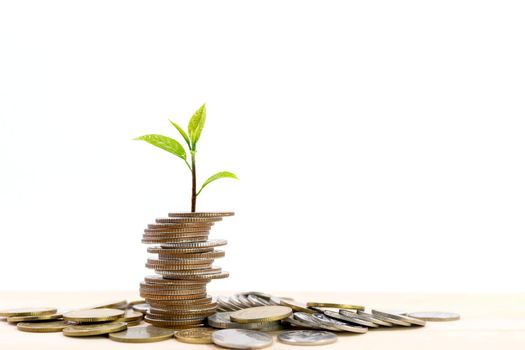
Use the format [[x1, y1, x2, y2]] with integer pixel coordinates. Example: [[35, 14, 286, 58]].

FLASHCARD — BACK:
[[0, 0, 524, 293]]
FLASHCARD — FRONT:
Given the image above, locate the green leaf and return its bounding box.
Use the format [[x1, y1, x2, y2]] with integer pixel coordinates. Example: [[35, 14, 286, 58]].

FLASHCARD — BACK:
[[134, 134, 187, 160], [169, 119, 191, 149], [196, 171, 238, 196], [188, 103, 206, 149]]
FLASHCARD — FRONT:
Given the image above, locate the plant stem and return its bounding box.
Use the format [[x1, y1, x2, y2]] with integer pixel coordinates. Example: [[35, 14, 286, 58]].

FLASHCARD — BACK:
[[191, 151, 196, 212]]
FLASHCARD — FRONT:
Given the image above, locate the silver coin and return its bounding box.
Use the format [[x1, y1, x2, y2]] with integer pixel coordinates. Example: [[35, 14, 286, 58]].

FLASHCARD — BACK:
[[278, 330, 337, 346], [212, 329, 273, 349], [324, 310, 378, 328], [284, 316, 322, 329], [217, 296, 241, 311], [236, 295, 253, 308], [294, 312, 333, 330], [370, 310, 412, 327], [356, 310, 393, 327], [406, 311, 460, 322], [372, 310, 425, 326], [247, 295, 270, 306], [132, 303, 150, 314], [228, 296, 247, 309], [313, 313, 368, 333]]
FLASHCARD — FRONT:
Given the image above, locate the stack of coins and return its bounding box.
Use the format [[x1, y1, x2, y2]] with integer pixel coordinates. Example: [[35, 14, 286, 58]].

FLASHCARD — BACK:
[[140, 212, 233, 329]]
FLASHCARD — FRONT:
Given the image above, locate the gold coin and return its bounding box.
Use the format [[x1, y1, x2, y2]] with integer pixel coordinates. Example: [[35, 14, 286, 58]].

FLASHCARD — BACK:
[[307, 302, 365, 311], [158, 250, 225, 259], [149, 305, 216, 315], [123, 319, 143, 327], [116, 310, 144, 322], [7, 313, 62, 323], [0, 307, 57, 317], [63, 321, 127, 337], [150, 297, 213, 310], [147, 222, 213, 229], [17, 320, 69, 333], [280, 299, 315, 314], [175, 327, 214, 344], [148, 257, 215, 265], [148, 301, 216, 311], [156, 217, 223, 223], [143, 233, 210, 240], [141, 292, 207, 301], [140, 281, 206, 290], [89, 300, 128, 310], [144, 275, 209, 286], [63, 308, 125, 323], [109, 325, 174, 343], [144, 315, 205, 328], [147, 309, 216, 319], [140, 288, 206, 296], [168, 212, 234, 217], [230, 306, 293, 324], [144, 227, 211, 234]]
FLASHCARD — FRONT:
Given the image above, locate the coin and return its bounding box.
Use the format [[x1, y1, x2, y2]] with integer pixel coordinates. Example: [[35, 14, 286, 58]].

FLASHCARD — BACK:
[[406, 311, 460, 322], [144, 275, 209, 285], [146, 261, 213, 270], [63, 321, 127, 337], [143, 236, 209, 244], [157, 217, 222, 223], [132, 303, 150, 314], [239, 291, 272, 300], [370, 310, 411, 326], [230, 306, 292, 324], [269, 296, 294, 306], [147, 222, 213, 229], [312, 313, 368, 333], [17, 320, 69, 333], [144, 227, 211, 234], [148, 296, 213, 306], [144, 315, 204, 328], [294, 312, 332, 330], [158, 250, 225, 260], [207, 312, 281, 330], [7, 313, 62, 323], [63, 308, 125, 323], [141, 292, 207, 301], [323, 310, 378, 328], [236, 295, 254, 308], [371, 310, 425, 326], [212, 329, 273, 349], [307, 302, 365, 311], [149, 257, 215, 265], [280, 299, 315, 314], [160, 271, 229, 280], [283, 316, 317, 329], [116, 310, 144, 322], [161, 239, 227, 249], [109, 325, 174, 343], [0, 307, 57, 317], [247, 295, 270, 307], [355, 310, 393, 326], [127, 300, 146, 308], [228, 295, 248, 309], [148, 246, 214, 254], [168, 212, 234, 217], [175, 327, 214, 344], [217, 296, 242, 311], [278, 330, 337, 346], [140, 288, 206, 296]]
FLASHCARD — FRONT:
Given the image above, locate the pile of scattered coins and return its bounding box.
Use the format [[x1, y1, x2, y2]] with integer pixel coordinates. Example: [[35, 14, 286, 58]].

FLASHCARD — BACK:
[[140, 211, 233, 329], [0, 293, 460, 347]]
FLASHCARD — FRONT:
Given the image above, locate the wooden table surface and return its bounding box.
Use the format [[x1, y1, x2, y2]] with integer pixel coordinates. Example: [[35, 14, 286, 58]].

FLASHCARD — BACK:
[[1, 291, 524, 349]]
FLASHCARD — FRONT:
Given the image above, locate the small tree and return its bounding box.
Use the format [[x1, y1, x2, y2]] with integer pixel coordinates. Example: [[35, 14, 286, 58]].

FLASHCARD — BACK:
[[135, 103, 238, 212]]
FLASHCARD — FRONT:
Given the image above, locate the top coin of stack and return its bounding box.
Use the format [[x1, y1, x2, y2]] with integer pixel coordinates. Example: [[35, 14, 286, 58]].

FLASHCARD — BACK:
[[140, 212, 233, 329]]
